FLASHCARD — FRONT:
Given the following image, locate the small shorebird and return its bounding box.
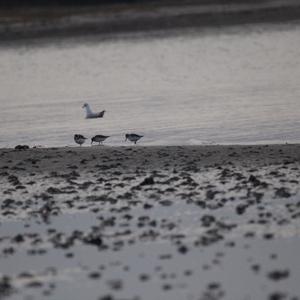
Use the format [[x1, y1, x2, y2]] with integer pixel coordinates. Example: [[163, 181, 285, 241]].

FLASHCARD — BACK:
[[91, 135, 110, 145], [74, 134, 87, 146], [125, 133, 143, 144], [82, 103, 105, 119]]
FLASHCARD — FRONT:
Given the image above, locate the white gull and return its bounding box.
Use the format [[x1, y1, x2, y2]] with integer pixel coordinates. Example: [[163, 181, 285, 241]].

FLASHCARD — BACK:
[[82, 103, 105, 119]]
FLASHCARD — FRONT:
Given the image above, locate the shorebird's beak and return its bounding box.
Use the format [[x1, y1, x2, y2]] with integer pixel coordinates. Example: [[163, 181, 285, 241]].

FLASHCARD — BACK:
[[91, 140, 93, 145]]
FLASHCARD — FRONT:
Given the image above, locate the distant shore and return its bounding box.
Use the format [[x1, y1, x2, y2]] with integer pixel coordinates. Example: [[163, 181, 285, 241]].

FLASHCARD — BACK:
[[1, 0, 300, 43]]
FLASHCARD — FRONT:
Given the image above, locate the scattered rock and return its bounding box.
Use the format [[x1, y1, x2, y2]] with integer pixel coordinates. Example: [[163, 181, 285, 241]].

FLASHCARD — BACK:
[[236, 204, 248, 215], [268, 292, 287, 300], [0, 276, 13, 298], [140, 176, 155, 185], [267, 269, 290, 281], [14, 145, 29, 150], [159, 200, 173, 207], [248, 175, 261, 187], [107, 279, 123, 291], [89, 272, 101, 279], [46, 187, 63, 194], [201, 215, 215, 227], [177, 245, 189, 254], [275, 188, 291, 198]]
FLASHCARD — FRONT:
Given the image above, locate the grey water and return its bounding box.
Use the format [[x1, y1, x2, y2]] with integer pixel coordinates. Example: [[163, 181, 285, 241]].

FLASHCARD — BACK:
[[1, 23, 300, 148]]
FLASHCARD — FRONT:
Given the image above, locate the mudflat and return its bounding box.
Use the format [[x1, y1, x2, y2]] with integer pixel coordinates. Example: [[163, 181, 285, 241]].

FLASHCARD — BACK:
[[0, 144, 300, 299]]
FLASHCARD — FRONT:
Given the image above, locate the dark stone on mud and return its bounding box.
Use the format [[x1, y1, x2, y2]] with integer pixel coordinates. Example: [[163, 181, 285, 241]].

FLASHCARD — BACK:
[[251, 264, 261, 273], [225, 241, 235, 247], [195, 200, 206, 208], [244, 231, 255, 238], [107, 279, 123, 291], [275, 188, 291, 198], [159, 254, 172, 260], [207, 282, 221, 290], [162, 283, 172, 291], [268, 292, 287, 300], [149, 220, 157, 227], [236, 204, 248, 215], [139, 274, 150, 282], [252, 192, 264, 202], [177, 245, 189, 254], [68, 165, 78, 170], [2, 210, 15, 216], [18, 272, 34, 279], [14, 145, 29, 150], [12, 234, 24, 243], [16, 185, 26, 190], [89, 272, 101, 279], [84, 235, 103, 247], [195, 229, 224, 247], [46, 187, 63, 194], [220, 168, 231, 178], [36, 193, 53, 201], [143, 203, 153, 209], [99, 295, 114, 300], [201, 215, 215, 227], [80, 181, 94, 190], [267, 269, 290, 281], [263, 233, 274, 240], [0, 276, 13, 297], [248, 175, 261, 186], [3, 247, 15, 255], [103, 217, 116, 227], [206, 190, 219, 200], [26, 281, 43, 288], [159, 200, 173, 207], [8, 175, 20, 186], [2, 198, 15, 208], [123, 214, 133, 220], [140, 176, 155, 185]]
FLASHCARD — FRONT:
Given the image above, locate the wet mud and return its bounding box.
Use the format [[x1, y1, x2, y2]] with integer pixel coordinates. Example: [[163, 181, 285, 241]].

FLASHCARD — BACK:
[[0, 145, 300, 300]]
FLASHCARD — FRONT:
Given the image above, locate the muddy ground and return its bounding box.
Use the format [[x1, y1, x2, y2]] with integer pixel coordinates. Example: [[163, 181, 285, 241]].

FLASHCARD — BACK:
[[0, 145, 300, 300]]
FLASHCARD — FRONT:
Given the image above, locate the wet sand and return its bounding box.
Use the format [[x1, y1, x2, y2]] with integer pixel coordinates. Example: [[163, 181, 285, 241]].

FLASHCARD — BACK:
[[1, 144, 300, 299]]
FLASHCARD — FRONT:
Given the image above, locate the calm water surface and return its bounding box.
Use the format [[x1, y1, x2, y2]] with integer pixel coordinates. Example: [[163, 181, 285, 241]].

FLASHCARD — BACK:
[[1, 24, 300, 147]]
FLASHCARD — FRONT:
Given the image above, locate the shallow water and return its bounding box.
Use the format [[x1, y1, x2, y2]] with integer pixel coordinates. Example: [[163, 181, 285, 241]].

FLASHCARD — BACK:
[[1, 23, 300, 147]]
